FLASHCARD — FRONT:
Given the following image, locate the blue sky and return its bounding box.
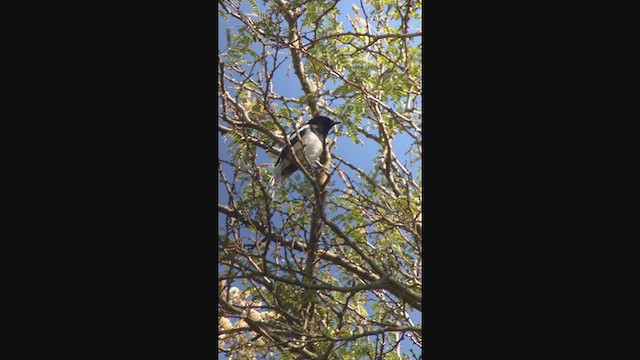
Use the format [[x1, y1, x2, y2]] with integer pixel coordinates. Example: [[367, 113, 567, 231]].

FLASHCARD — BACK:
[[218, 0, 422, 357]]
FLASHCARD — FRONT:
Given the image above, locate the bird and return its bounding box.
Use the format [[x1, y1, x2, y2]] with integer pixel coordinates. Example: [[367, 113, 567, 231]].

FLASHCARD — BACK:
[[268, 116, 340, 198]]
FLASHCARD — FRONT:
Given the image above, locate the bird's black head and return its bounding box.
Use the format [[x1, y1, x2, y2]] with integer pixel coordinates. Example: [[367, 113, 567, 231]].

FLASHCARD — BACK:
[[308, 116, 340, 135]]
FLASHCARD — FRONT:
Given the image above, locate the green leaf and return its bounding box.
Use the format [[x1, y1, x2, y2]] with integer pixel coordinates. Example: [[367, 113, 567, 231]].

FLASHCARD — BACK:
[[218, 9, 229, 21], [246, 0, 259, 13]]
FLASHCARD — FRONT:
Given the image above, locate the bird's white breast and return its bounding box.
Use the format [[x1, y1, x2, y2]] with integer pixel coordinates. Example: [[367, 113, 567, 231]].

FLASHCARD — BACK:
[[293, 131, 323, 163]]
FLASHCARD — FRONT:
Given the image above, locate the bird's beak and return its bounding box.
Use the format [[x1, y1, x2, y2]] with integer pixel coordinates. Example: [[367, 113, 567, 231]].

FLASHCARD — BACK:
[[332, 121, 341, 126]]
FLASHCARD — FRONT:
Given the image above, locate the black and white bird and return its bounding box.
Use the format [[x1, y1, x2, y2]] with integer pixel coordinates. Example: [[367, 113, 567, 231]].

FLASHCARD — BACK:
[[268, 116, 340, 198]]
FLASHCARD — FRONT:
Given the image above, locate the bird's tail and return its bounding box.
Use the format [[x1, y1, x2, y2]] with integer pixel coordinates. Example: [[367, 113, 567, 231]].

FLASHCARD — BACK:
[[267, 171, 282, 199]]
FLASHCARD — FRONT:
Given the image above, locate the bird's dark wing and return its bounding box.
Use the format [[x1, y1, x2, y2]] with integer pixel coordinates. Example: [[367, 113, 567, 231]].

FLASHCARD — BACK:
[[274, 144, 290, 167], [275, 125, 309, 167]]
